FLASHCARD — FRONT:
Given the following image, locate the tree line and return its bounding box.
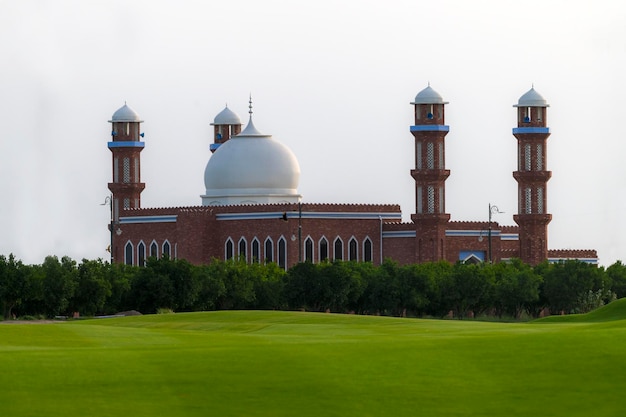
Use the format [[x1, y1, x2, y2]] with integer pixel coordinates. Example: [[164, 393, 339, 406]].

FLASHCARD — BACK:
[[2, 254, 626, 320]]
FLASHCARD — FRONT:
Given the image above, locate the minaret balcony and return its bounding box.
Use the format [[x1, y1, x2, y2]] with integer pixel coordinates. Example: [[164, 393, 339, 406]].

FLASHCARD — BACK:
[[513, 213, 552, 225], [513, 171, 552, 182], [411, 169, 450, 182]]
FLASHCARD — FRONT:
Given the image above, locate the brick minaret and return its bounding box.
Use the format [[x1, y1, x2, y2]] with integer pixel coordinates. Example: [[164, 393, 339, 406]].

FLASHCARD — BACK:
[[512, 87, 552, 265], [410, 85, 451, 263], [107, 103, 146, 260], [210, 105, 242, 153]]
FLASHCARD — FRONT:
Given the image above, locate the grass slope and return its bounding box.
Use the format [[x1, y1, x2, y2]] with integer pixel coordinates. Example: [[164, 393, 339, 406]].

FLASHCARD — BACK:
[[2, 302, 626, 417]]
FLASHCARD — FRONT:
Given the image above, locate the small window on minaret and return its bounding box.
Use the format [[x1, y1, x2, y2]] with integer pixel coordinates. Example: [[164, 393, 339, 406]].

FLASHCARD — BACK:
[[417, 186, 423, 214], [123, 158, 130, 183], [427, 104, 433, 119], [537, 187, 544, 214], [427, 143, 434, 169], [536, 144, 543, 171], [126, 123, 130, 136], [525, 188, 532, 214], [537, 107, 543, 122], [438, 143, 444, 169], [525, 144, 531, 171], [439, 187, 444, 213], [427, 186, 435, 213], [416, 143, 422, 169]]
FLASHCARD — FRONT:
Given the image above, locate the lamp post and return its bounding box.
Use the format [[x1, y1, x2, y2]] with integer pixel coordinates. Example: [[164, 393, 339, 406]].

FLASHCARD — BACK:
[[488, 203, 504, 263], [101, 195, 114, 264], [298, 200, 302, 263]]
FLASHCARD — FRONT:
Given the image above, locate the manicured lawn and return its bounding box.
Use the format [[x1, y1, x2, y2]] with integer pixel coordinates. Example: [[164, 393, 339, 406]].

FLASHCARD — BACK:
[[2, 302, 626, 416]]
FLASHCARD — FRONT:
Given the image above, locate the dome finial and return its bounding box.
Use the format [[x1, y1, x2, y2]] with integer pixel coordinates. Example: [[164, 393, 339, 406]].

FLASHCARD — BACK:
[[248, 94, 253, 118]]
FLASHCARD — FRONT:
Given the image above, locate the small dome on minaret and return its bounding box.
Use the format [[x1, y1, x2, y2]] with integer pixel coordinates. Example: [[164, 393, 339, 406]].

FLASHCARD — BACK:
[[109, 103, 143, 123], [411, 85, 449, 105], [514, 87, 550, 107], [211, 105, 242, 126]]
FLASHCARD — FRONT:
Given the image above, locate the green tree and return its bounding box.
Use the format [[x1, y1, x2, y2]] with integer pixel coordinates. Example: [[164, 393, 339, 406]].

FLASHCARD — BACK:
[[249, 261, 285, 310], [606, 261, 626, 299], [209, 259, 256, 310], [40, 256, 78, 318], [104, 262, 135, 314], [449, 262, 495, 318], [492, 259, 542, 319], [70, 259, 112, 316], [284, 261, 323, 311], [541, 260, 608, 314], [0, 254, 27, 319], [193, 263, 226, 311]]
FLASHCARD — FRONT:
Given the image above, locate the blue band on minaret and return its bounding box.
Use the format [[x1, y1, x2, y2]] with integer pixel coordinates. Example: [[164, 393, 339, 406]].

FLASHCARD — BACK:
[[512, 127, 550, 134], [108, 141, 145, 148], [410, 125, 450, 132]]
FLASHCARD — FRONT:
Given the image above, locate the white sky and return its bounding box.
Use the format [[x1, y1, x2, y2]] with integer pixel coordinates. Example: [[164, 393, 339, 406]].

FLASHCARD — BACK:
[[1, 0, 625, 266]]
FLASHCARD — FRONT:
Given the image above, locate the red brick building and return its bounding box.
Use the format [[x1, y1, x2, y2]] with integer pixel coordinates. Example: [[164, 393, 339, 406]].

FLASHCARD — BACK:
[[106, 87, 597, 268]]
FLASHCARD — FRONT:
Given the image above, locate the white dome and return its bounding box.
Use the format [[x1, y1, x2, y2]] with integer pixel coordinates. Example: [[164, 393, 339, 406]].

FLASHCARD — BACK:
[[411, 85, 448, 105], [211, 106, 242, 126], [202, 118, 301, 205], [109, 103, 142, 122], [514, 87, 549, 107]]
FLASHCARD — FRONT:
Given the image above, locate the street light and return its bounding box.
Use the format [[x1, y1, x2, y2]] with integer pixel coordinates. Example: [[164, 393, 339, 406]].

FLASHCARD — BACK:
[[101, 195, 114, 264], [488, 203, 504, 263]]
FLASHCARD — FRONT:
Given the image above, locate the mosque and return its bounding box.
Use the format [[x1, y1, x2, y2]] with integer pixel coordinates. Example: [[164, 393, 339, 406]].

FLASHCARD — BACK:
[[105, 85, 597, 268]]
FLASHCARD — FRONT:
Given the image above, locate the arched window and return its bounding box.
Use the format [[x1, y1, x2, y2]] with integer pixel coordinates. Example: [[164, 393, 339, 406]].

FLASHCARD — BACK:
[[124, 241, 133, 266], [305, 237, 314, 263], [278, 237, 287, 270], [238, 237, 247, 262], [251, 238, 260, 263], [137, 241, 146, 267], [150, 241, 158, 258], [225, 238, 234, 260], [363, 238, 373, 262], [162, 240, 171, 258], [319, 237, 329, 262], [334, 237, 343, 261], [349, 237, 358, 261], [264, 238, 274, 263]]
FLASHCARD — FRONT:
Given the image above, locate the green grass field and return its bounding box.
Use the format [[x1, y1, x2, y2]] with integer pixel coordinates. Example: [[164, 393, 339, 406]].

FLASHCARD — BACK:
[[2, 301, 626, 417]]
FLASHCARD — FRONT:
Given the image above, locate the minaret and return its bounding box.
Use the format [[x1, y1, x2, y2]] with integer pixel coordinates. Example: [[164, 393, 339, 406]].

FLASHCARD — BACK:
[[210, 105, 242, 153], [512, 87, 552, 265], [107, 103, 146, 218], [410, 85, 451, 263]]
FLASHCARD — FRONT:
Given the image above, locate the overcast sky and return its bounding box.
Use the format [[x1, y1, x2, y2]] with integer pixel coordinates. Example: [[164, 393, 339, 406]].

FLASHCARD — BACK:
[[1, 0, 625, 266]]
